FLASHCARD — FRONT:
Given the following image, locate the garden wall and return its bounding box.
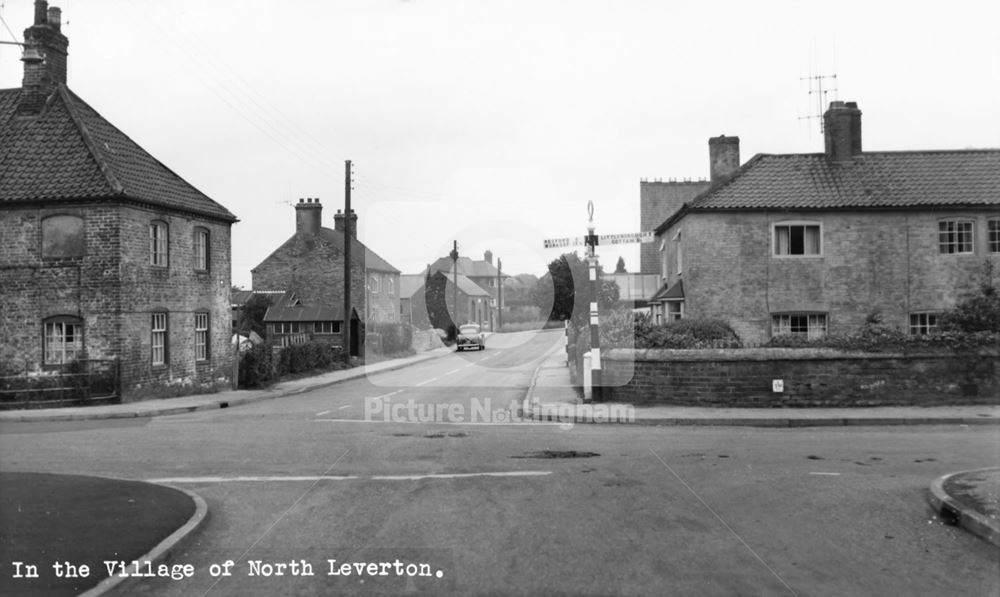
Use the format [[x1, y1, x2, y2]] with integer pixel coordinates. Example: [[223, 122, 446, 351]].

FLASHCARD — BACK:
[[600, 348, 1000, 407]]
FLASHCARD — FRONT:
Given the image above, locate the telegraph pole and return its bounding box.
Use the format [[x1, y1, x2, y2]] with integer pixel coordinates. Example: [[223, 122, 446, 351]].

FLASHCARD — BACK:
[[497, 258, 503, 332], [343, 160, 352, 363], [449, 241, 459, 327]]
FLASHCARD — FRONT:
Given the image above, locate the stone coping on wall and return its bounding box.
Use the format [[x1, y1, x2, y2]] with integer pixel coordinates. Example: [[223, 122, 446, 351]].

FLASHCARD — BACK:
[[604, 347, 1000, 363]]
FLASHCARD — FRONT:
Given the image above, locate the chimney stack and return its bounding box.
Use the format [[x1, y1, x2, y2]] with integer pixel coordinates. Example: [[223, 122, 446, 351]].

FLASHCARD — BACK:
[[484, 250, 493, 264], [295, 198, 322, 236], [334, 209, 358, 239], [708, 135, 740, 185], [18, 1, 68, 115], [824, 101, 862, 163]]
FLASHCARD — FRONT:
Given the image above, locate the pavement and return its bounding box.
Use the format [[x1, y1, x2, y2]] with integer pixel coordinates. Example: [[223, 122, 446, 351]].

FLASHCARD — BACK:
[[0, 346, 454, 423]]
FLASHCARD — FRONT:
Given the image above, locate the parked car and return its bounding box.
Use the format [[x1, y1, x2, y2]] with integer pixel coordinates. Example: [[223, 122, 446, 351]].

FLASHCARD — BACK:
[[456, 324, 485, 351]]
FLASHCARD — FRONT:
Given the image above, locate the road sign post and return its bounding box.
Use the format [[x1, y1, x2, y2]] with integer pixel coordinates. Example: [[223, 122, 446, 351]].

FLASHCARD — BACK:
[[542, 204, 656, 403]]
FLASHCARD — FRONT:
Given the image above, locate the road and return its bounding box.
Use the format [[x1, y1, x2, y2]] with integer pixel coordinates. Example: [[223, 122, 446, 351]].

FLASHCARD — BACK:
[[1, 329, 998, 596]]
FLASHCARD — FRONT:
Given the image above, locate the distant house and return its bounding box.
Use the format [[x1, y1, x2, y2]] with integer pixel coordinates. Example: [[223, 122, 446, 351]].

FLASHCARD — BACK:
[[0, 2, 238, 398], [426, 251, 508, 330], [650, 101, 1000, 342], [251, 199, 401, 355], [399, 271, 492, 330]]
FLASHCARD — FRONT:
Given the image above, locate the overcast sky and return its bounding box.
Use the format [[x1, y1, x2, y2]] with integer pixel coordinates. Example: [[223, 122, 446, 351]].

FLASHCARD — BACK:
[[2, 0, 998, 286]]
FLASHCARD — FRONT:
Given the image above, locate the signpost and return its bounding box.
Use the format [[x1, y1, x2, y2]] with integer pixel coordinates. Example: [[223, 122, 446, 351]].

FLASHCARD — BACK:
[[542, 202, 655, 402]]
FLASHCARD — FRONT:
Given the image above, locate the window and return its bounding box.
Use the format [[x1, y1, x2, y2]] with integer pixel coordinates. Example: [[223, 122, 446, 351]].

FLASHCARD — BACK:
[[314, 321, 342, 334], [43, 317, 83, 365], [938, 220, 974, 254], [193, 228, 209, 271], [909, 312, 940, 335], [387, 277, 396, 296], [152, 312, 168, 365], [42, 215, 85, 259], [666, 301, 683, 321], [195, 312, 209, 361], [988, 219, 1000, 253], [150, 221, 169, 266], [674, 230, 683, 274], [369, 274, 380, 294], [772, 313, 827, 339], [774, 223, 821, 256]]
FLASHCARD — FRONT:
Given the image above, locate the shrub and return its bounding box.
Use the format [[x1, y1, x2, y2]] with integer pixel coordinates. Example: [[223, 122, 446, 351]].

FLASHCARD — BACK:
[[599, 311, 741, 349], [276, 341, 343, 375], [940, 266, 1000, 333], [238, 342, 274, 388]]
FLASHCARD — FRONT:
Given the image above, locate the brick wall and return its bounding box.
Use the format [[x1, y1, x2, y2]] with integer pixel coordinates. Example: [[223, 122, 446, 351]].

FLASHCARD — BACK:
[[0, 203, 234, 399], [640, 181, 708, 274], [601, 348, 1000, 407], [659, 210, 1000, 343]]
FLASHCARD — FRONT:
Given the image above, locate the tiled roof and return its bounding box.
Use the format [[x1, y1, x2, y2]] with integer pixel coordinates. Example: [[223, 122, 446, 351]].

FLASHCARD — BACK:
[[231, 290, 299, 308], [0, 85, 237, 222], [649, 280, 684, 304], [398, 274, 426, 299], [318, 228, 399, 273], [407, 270, 491, 297], [657, 150, 1000, 233], [264, 305, 345, 322]]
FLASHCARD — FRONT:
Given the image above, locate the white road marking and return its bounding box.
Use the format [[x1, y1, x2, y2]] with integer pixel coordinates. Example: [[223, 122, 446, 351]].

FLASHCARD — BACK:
[[808, 472, 842, 476], [445, 368, 463, 375], [415, 377, 438, 386], [313, 418, 569, 427], [149, 471, 551, 484], [316, 410, 331, 417], [338, 405, 352, 410]]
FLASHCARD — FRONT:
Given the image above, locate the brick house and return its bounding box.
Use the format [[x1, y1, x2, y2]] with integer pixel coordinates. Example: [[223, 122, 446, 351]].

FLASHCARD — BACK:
[[0, 1, 239, 398], [251, 199, 400, 355], [650, 101, 1000, 342]]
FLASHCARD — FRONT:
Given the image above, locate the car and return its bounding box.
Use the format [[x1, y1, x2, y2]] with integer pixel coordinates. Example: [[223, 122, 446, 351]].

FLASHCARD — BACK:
[[456, 323, 485, 351]]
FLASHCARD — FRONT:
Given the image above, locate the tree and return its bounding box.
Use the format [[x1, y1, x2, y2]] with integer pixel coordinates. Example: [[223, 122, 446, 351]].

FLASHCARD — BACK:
[[532, 252, 620, 326], [615, 256, 627, 273], [235, 294, 272, 339]]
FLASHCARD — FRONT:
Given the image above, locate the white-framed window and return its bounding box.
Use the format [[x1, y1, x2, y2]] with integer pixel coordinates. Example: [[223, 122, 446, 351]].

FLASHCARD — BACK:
[[313, 321, 342, 334], [666, 301, 683, 321], [909, 312, 940, 335], [43, 317, 83, 365], [193, 228, 209, 271], [938, 220, 974, 254], [988, 219, 1000, 253], [195, 312, 209, 361], [369, 274, 380, 294], [150, 221, 169, 266], [772, 313, 827, 339], [773, 222, 821, 256], [152, 312, 168, 365], [387, 277, 395, 296]]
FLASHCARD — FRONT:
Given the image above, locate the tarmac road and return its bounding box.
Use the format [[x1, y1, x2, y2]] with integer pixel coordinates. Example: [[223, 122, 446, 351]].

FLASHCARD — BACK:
[[1, 329, 997, 596]]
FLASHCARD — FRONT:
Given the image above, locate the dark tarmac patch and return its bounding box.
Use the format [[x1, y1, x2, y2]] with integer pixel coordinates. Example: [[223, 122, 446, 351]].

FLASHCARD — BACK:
[[512, 450, 599, 459], [914, 458, 938, 463], [424, 431, 469, 439], [806, 455, 824, 460]]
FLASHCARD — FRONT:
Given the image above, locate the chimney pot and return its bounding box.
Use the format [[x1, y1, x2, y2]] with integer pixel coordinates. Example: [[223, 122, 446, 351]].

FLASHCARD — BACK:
[[34, 0, 48, 25], [334, 209, 358, 239], [47, 6, 61, 30]]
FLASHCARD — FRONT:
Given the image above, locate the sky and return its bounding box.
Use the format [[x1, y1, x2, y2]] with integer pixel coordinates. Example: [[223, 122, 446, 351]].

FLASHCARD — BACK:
[[2, 0, 998, 287]]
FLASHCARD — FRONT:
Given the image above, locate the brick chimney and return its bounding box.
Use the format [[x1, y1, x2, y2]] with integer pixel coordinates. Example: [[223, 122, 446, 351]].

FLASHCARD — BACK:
[[824, 101, 862, 163], [18, 1, 68, 115], [708, 135, 740, 185], [334, 209, 357, 238], [295, 198, 322, 236], [484, 250, 493, 264]]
